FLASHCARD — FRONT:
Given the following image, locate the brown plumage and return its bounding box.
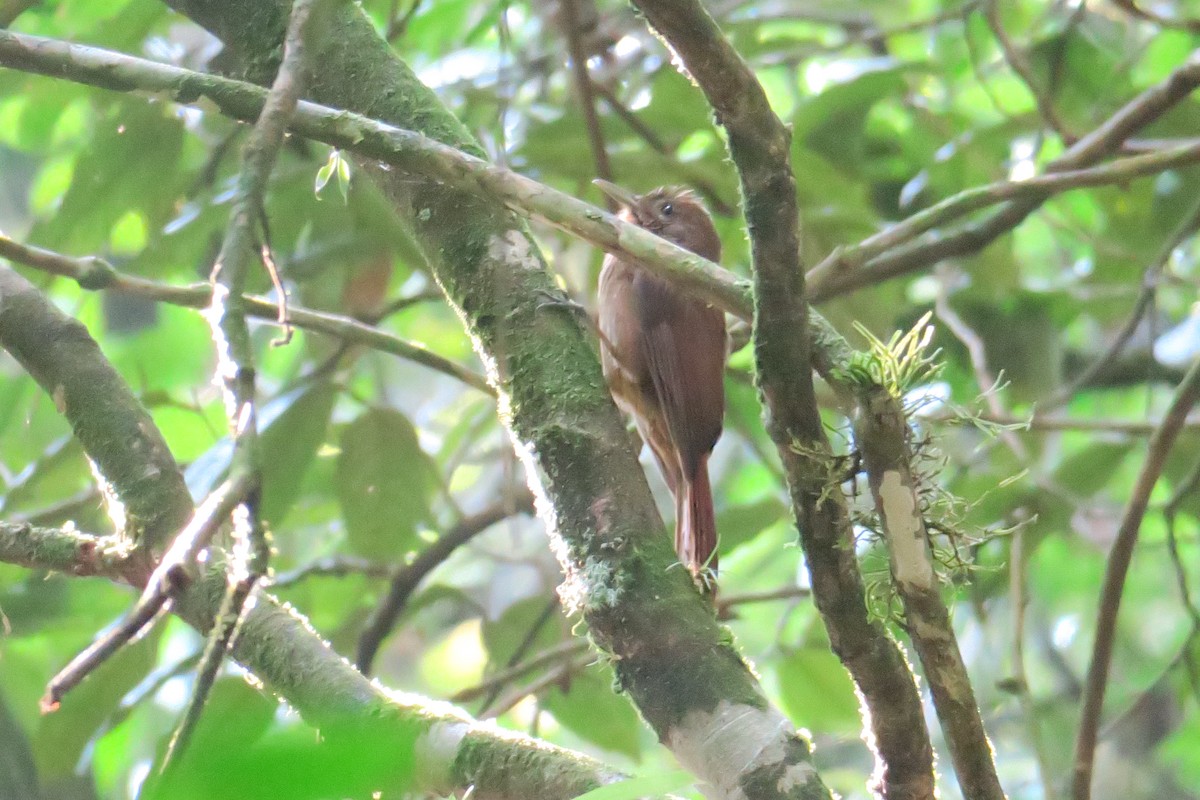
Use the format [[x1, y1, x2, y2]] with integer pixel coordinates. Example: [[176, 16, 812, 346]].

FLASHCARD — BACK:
[[594, 180, 726, 582]]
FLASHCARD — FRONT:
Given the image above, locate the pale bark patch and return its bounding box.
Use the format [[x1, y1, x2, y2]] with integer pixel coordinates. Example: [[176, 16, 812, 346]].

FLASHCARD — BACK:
[[487, 230, 542, 274], [666, 700, 814, 799], [414, 719, 471, 793], [878, 470, 933, 591]]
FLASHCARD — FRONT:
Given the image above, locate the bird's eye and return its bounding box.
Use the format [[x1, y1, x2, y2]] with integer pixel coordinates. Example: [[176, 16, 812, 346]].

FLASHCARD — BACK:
[[661, 202, 674, 216]]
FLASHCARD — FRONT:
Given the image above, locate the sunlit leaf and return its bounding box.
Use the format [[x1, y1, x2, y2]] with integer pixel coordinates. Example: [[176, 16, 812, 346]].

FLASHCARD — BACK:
[[335, 407, 436, 560]]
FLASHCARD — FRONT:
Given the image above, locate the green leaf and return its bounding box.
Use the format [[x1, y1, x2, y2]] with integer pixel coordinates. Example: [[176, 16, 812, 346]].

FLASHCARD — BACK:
[[793, 62, 916, 168], [716, 497, 790, 554], [169, 676, 276, 759], [30, 99, 185, 255], [777, 646, 860, 735], [1052, 440, 1133, 497], [336, 151, 352, 202], [401, 0, 495, 57], [314, 149, 353, 203], [481, 595, 560, 670], [542, 663, 643, 759], [335, 407, 435, 560], [146, 715, 418, 800], [184, 381, 337, 531], [258, 381, 338, 528], [33, 625, 161, 779], [570, 769, 694, 800]]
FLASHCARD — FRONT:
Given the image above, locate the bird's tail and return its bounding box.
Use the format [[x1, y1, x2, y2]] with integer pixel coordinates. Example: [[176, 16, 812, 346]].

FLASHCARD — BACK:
[[678, 455, 718, 581]]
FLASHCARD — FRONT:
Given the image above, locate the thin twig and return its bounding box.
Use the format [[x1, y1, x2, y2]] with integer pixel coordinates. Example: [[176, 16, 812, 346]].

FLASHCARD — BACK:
[[628, 1, 934, 796], [1071, 354, 1200, 800], [356, 492, 535, 675], [0, 436, 78, 515], [272, 555, 394, 586], [716, 584, 811, 616], [41, 475, 251, 711], [925, 410, 1200, 434], [164, 1, 318, 770], [1108, 0, 1200, 33], [483, 657, 590, 719], [1009, 528, 1058, 800], [12, 488, 104, 528], [479, 594, 562, 714], [590, 81, 736, 216], [984, 0, 1074, 142], [1162, 491, 1200, 700], [454, 584, 812, 705], [1043, 194, 1200, 410], [375, 288, 445, 320], [750, 1, 982, 67], [808, 52, 1200, 302], [1045, 0, 1087, 131], [559, 0, 613, 197], [1096, 626, 1200, 745], [104, 652, 204, 734], [385, 0, 422, 41], [453, 639, 589, 704], [0, 0, 36, 27], [162, 494, 265, 771], [0, 234, 492, 395], [187, 126, 242, 197]]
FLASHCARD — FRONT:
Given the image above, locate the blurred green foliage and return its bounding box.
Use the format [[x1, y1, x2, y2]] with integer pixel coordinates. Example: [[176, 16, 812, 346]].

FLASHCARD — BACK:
[[2, 1, 1200, 798]]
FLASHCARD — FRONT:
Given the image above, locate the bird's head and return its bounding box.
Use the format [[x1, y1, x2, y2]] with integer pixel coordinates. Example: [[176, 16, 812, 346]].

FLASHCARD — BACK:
[[593, 179, 721, 263]]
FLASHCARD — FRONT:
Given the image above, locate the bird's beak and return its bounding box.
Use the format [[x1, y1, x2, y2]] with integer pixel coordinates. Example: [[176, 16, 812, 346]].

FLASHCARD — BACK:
[[592, 178, 639, 210]]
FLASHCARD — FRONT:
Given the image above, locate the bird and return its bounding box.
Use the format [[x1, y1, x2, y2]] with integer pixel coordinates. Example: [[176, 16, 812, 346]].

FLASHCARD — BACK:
[[593, 179, 726, 585]]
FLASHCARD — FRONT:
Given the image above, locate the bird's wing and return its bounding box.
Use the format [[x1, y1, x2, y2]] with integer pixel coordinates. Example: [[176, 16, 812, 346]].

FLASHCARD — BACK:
[[634, 273, 726, 479]]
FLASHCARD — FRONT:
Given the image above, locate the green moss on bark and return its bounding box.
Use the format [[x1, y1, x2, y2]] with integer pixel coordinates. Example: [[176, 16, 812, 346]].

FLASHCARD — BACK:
[[453, 730, 606, 800], [167, 0, 812, 781], [0, 269, 191, 551]]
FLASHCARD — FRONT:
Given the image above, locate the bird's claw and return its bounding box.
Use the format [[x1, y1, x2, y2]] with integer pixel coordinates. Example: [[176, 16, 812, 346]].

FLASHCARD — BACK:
[[534, 288, 590, 318]]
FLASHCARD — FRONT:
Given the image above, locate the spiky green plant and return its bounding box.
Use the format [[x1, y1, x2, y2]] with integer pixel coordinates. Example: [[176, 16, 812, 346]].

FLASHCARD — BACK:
[[835, 311, 942, 401]]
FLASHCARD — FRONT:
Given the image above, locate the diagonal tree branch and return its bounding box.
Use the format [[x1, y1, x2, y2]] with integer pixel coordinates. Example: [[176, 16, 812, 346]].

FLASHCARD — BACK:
[[154, 2, 828, 795], [855, 386, 1004, 800], [0, 252, 624, 800], [356, 491, 535, 675], [820, 139, 1200, 275], [984, 0, 1074, 143], [808, 50, 1200, 301], [5, 30, 1199, 393], [623, 2, 936, 799], [163, 0, 319, 771], [1071, 354, 1200, 800], [0, 266, 191, 556], [1041, 194, 1200, 410], [42, 474, 251, 712], [0, 521, 625, 799], [0, 522, 134, 577], [0, 234, 494, 394], [558, 0, 613, 195], [0, 29, 750, 310]]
